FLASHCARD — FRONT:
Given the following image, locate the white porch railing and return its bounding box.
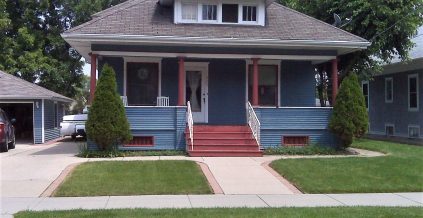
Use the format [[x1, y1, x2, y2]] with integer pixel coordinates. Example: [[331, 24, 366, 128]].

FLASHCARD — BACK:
[[156, 96, 169, 106], [246, 101, 261, 150], [121, 96, 128, 106], [187, 101, 194, 151]]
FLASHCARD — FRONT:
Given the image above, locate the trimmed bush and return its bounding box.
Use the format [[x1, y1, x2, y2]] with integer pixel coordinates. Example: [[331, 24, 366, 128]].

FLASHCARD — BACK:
[[86, 64, 132, 150], [329, 73, 368, 147]]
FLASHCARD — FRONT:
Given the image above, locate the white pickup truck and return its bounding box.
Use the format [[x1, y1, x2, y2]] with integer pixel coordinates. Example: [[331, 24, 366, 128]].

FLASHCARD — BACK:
[[60, 114, 88, 140]]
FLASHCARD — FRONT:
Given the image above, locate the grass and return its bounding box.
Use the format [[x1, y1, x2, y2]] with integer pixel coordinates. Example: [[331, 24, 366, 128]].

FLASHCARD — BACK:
[[270, 139, 423, 193], [53, 160, 212, 196], [263, 145, 350, 155], [15, 207, 423, 218]]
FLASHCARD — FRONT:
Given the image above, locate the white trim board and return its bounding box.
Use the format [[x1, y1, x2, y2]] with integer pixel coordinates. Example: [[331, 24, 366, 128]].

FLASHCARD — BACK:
[[41, 99, 45, 143]]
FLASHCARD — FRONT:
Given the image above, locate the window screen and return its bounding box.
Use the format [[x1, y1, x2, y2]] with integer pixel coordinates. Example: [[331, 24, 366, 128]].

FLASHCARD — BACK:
[[126, 63, 159, 106], [248, 65, 278, 106], [181, 3, 197, 20]]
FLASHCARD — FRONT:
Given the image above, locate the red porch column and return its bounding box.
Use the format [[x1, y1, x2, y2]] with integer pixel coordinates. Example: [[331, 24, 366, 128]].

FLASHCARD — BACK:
[[252, 58, 260, 106], [178, 57, 185, 106], [89, 53, 97, 104], [331, 58, 338, 104]]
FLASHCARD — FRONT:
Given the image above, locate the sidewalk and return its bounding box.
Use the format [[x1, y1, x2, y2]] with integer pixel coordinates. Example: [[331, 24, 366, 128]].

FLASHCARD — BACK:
[[2, 193, 422, 216]]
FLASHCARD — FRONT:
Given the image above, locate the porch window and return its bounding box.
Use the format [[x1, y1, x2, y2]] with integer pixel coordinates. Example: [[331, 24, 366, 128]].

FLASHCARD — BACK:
[[126, 62, 159, 106], [248, 65, 278, 106]]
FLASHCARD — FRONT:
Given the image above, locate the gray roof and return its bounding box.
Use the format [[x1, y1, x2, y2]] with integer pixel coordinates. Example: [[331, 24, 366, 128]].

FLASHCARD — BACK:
[[65, 0, 367, 43], [0, 70, 73, 102]]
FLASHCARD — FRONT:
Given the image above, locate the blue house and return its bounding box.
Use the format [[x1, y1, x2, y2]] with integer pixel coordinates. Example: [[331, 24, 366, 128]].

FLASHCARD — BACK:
[[364, 26, 422, 144], [0, 70, 72, 144], [62, 0, 369, 156]]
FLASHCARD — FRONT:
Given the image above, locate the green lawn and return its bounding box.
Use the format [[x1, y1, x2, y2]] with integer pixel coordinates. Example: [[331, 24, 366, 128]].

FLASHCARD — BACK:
[[53, 160, 212, 196], [270, 139, 423, 193], [15, 207, 423, 218]]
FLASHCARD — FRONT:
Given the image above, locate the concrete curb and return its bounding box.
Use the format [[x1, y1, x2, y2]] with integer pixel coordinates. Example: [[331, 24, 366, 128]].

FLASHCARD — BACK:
[[261, 161, 302, 194], [40, 162, 82, 197]]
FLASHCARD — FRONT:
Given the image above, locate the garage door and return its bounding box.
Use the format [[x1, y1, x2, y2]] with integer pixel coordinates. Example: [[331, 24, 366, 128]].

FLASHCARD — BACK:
[[0, 103, 34, 144]]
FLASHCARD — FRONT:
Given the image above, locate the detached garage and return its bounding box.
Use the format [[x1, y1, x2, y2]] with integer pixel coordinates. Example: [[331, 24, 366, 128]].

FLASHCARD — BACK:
[[0, 70, 72, 144]]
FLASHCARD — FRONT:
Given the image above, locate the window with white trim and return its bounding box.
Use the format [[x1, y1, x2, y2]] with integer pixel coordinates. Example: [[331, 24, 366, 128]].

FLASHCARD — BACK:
[[202, 4, 217, 21], [362, 81, 369, 109], [385, 77, 393, 103], [181, 3, 197, 21], [126, 62, 159, 106], [242, 6, 257, 22], [408, 125, 420, 138], [408, 74, 419, 111]]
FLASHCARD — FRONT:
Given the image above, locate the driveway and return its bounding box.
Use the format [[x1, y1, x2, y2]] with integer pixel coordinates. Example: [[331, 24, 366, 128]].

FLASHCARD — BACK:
[[0, 139, 85, 197]]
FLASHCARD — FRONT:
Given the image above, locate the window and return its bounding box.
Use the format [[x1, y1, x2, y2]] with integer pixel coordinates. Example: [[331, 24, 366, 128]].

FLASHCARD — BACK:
[[248, 65, 278, 106], [126, 62, 159, 106], [242, 6, 257, 22], [385, 77, 393, 103], [362, 81, 369, 109], [181, 3, 197, 21], [282, 136, 309, 146], [222, 4, 238, 23], [54, 103, 58, 128], [385, 124, 394, 136], [408, 126, 420, 138], [408, 74, 419, 111], [202, 5, 217, 21]]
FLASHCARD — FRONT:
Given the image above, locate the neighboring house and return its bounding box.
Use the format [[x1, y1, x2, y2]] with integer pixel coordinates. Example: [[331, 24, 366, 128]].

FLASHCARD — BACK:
[[62, 0, 369, 156], [364, 26, 423, 144], [0, 70, 73, 144]]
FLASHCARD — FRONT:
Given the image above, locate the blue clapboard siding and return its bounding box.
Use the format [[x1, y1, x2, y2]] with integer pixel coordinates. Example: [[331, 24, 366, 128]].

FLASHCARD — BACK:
[[34, 100, 43, 144], [255, 107, 338, 147], [88, 107, 186, 151], [368, 70, 423, 138]]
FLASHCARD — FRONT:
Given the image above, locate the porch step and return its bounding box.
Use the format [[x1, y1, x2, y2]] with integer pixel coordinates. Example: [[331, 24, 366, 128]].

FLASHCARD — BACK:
[[188, 150, 263, 157], [186, 125, 262, 157]]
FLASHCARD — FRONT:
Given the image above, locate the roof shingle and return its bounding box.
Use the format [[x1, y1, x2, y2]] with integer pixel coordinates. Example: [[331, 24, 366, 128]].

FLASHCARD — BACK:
[[0, 70, 73, 102], [65, 0, 367, 43]]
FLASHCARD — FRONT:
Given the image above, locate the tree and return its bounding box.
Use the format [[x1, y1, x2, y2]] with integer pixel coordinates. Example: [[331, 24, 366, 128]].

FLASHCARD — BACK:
[[329, 73, 368, 147], [1, 0, 127, 99], [86, 65, 132, 150], [279, 0, 423, 105], [69, 75, 90, 114]]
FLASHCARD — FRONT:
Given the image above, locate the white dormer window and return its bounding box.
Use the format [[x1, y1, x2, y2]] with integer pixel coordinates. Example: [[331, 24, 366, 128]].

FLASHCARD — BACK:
[[202, 5, 217, 21], [181, 3, 198, 21], [242, 6, 257, 22], [175, 0, 265, 26]]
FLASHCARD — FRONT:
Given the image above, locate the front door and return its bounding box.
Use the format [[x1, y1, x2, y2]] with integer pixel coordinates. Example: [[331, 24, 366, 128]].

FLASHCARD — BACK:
[[186, 63, 208, 123]]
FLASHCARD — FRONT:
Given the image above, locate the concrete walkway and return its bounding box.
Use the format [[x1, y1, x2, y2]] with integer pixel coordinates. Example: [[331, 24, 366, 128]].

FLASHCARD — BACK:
[[2, 193, 422, 216]]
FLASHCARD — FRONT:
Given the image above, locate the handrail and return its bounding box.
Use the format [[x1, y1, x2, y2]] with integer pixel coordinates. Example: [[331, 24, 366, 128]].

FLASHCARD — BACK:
[[187, 101, 194, 151], [246, 101, 261, 151]]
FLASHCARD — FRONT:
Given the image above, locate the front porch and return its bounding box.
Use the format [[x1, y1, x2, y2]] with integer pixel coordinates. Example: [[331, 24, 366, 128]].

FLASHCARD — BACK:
[[87, 53, 338, 153]]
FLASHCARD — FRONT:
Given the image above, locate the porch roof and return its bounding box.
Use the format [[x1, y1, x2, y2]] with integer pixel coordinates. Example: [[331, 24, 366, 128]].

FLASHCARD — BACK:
[[63, 0, 370, 61]]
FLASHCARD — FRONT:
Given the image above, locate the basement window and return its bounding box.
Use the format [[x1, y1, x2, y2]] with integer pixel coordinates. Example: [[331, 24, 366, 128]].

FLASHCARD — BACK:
[[124, 136, 154, 147], [282, 136, 310, 146], [222, 4, 238, 23]]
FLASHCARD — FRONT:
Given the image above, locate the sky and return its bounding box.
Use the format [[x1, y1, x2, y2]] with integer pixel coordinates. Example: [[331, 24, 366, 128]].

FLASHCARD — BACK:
[[82, 57, 91, 76]]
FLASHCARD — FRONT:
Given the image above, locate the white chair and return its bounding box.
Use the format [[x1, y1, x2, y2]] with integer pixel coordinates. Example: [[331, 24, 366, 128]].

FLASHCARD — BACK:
[[156, 96, 169, 107]]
